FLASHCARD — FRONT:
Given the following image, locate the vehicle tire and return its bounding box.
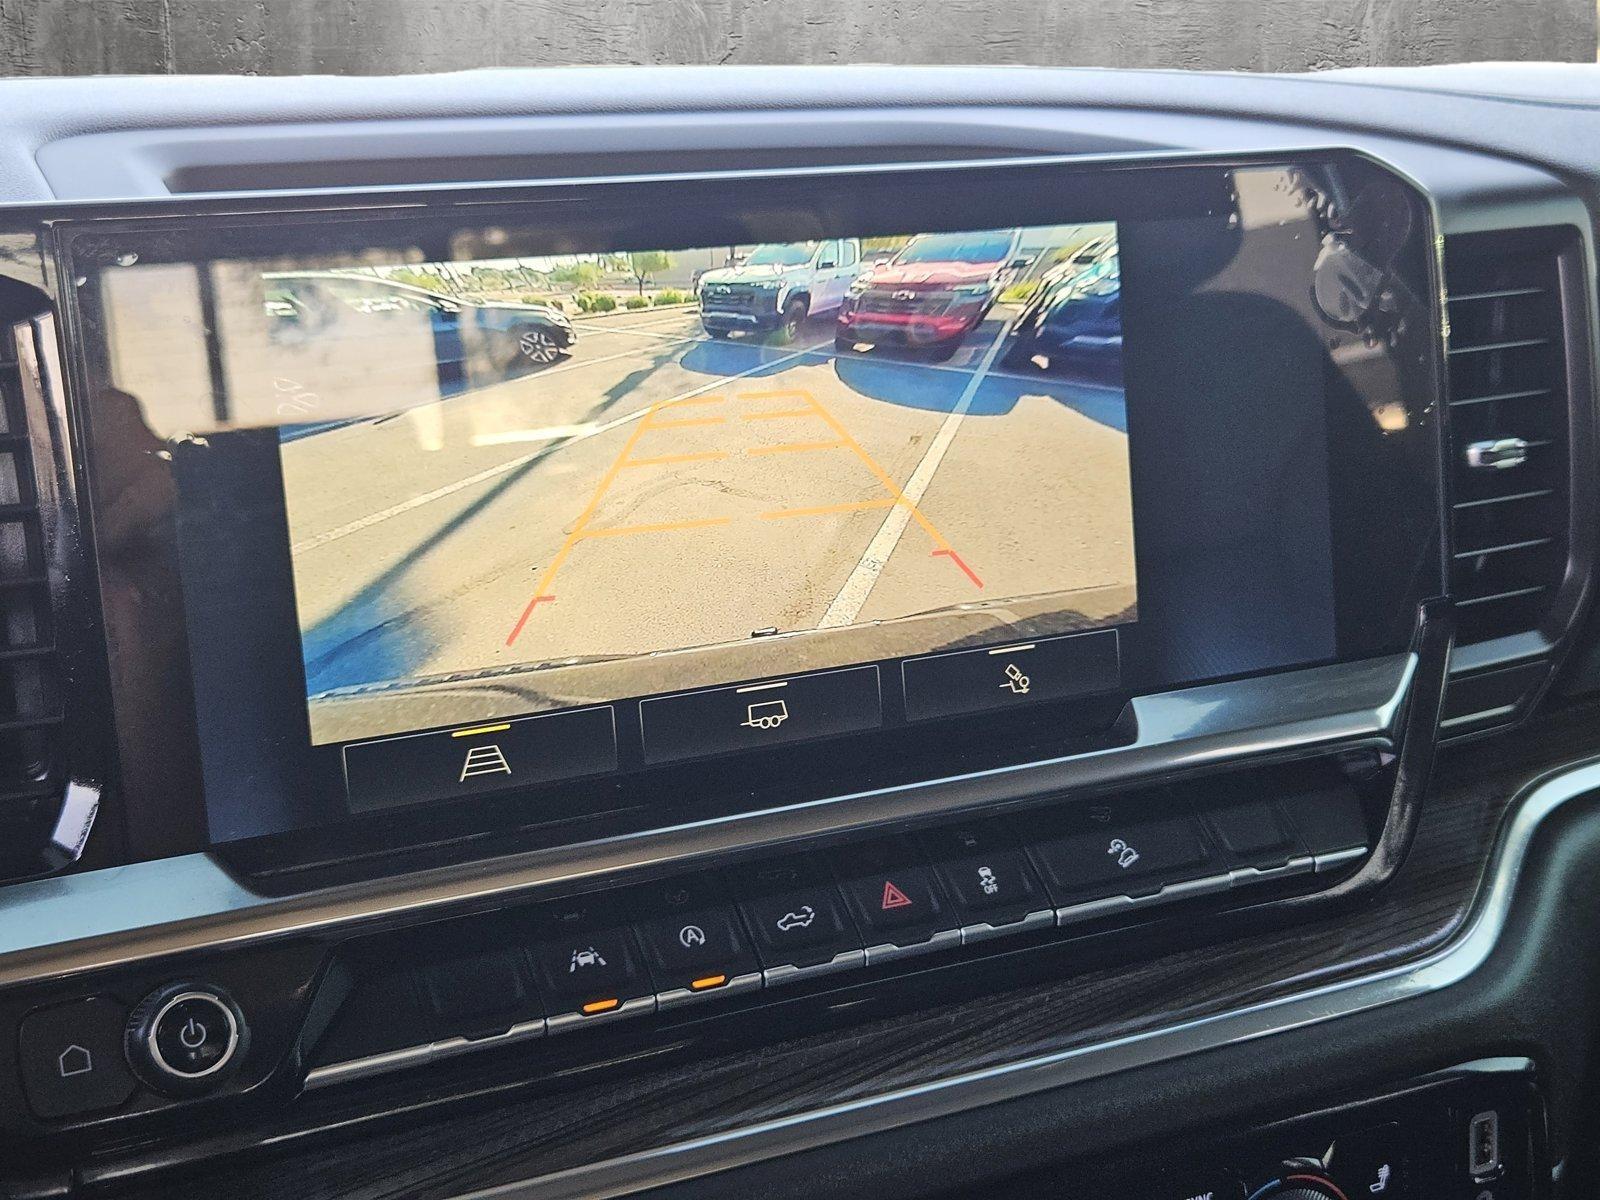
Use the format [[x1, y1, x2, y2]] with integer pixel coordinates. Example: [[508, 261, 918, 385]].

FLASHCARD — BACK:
[[773, 298, 807, 344], [928, 339, 960, 362], [706, 327, 731, 339], [516, 327, 562, 366]]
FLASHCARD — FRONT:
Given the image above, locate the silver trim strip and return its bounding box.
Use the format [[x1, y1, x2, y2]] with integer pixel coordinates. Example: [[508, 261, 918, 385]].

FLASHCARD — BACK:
[[305, 1016, 549, 1089], [441, 756, 1600, 1200], [863, 928, 962, 967], [762, 949, 866, 988], [1313, 845, 1368, 873], [959, 910, 1055, 946], [655, 972, 763, 1012], [1055, 870, 1237, 926], [0, 653, 1414, 989], [1226, 854, 1316, 887]]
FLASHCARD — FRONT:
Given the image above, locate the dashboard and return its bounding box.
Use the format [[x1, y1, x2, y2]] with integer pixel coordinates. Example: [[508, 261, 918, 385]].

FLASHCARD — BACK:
[[1, 62, 1599, 1200]]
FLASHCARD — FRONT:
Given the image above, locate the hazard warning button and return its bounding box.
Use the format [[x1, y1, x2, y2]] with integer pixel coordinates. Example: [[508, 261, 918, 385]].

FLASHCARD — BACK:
[[831, 841, 954, 945], [880, 880, 914, 911]]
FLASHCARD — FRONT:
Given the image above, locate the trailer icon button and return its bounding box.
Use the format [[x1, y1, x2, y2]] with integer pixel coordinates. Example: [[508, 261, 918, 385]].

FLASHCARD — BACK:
[[742, 699, 790, 730], [640, 666, 883, 765]]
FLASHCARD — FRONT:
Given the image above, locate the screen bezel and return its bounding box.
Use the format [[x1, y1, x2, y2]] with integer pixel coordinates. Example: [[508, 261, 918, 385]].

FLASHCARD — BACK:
[[52, 148, 1447, 878]]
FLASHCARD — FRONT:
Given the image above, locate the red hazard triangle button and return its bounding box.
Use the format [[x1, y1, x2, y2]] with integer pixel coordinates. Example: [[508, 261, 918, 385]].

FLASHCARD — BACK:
[[880, 880, 913, 910]]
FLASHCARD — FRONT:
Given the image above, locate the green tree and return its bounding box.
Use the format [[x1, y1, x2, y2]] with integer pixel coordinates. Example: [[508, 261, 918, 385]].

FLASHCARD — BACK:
[[550, 261, 603, 289], [626, 250, 673, 295]]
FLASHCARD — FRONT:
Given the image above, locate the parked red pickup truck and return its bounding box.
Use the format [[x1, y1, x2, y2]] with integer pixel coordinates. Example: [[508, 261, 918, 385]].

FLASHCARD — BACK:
[[834, 228, 1026, 358]]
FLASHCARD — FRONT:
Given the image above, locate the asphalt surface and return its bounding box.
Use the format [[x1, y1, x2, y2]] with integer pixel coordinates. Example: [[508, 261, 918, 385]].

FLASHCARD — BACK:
[[279, 305, 1135, 744]]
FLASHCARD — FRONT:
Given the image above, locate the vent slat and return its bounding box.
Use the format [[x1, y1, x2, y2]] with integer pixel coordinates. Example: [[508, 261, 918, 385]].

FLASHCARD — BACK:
[[1453, 536, 1555, 560], [1453, 488, 1555, 511], [1448, 285, 1547, 303], [1444, 230, 1570, 649], [1448, 387, 1551, 409], [1447, 335, 1551, 356], [1455, 585, 1549, 608]]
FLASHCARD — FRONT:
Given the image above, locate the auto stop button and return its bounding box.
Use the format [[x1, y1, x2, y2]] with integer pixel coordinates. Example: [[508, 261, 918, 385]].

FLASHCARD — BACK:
[[126, 984, 247, 1096]]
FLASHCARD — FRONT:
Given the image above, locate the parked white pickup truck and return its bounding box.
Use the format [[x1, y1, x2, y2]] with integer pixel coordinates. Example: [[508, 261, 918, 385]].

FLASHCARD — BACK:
[[697, 238, 864, 340]]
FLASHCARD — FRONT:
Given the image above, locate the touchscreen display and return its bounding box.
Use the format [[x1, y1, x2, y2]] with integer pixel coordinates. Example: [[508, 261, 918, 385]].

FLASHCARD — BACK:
[[68, 155, 1442, 847], [262, 224, 1134, 748]]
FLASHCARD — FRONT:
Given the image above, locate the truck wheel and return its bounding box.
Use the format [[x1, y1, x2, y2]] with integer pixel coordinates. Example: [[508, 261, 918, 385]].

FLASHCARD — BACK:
[[773, 298, 807, 344], [705, 327, 731, 340]]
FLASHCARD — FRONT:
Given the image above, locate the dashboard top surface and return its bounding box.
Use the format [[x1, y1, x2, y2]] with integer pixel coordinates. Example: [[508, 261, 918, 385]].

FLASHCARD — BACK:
[[0, 64, 1590, 208]]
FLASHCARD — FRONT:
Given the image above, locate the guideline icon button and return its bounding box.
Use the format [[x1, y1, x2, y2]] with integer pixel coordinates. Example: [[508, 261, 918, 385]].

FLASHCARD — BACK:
[[342, 706, 617, 811]]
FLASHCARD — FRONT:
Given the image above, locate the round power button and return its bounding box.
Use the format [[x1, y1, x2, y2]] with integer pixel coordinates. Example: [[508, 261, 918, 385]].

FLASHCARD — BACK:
[[126, 984, 247, 1095]]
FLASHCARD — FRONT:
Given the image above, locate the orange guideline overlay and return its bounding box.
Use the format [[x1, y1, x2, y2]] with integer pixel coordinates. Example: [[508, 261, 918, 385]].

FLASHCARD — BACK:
[[504, 387, 981, 648]]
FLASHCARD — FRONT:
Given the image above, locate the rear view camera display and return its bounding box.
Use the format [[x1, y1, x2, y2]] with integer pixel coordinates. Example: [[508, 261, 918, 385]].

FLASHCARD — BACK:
[[74, 155, 1445, 844], [267, 223, 1135, 745]]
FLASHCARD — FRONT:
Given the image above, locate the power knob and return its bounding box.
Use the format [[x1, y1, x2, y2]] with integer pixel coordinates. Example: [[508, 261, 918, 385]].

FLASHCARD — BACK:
[[125, 983, 248, 1096], [1255, 1176, 1348, 1200]]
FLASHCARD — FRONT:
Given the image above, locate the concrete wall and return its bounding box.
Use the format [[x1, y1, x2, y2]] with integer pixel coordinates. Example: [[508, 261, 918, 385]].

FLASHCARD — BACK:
[[0, 0, 1593, 77]]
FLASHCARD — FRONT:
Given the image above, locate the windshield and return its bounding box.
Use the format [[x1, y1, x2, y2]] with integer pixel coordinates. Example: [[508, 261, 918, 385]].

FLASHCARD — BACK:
[[744, 243, 819, 267], [894, 232, 1015, 265]]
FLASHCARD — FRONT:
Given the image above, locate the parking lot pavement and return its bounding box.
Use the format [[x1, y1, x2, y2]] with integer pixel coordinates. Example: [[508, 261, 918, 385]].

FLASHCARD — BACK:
[[285, 305, 1134, 743]]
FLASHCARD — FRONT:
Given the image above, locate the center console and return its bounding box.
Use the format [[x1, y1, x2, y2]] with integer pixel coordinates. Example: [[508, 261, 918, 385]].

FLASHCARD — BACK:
[[0, 144, 1476, 1191]]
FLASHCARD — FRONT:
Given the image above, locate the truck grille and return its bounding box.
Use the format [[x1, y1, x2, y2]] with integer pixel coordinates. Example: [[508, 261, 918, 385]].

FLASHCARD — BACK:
[[856, 290, 951, 317], [702, 288, 772, 314]]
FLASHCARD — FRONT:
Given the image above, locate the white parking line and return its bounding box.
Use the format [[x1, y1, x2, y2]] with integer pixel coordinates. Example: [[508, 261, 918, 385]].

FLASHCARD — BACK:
[[291, 336, 832, 554], [818, 324, 1011, 629]]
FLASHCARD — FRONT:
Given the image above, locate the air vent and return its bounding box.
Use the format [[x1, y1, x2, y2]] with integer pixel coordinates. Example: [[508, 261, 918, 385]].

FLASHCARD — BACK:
[[1444, 231, 1574, 648], [0, 319, 86, 882]]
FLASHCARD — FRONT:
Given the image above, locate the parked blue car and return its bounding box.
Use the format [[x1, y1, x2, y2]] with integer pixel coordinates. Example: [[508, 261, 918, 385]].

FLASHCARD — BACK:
[[1001, 257, 1123, 383]]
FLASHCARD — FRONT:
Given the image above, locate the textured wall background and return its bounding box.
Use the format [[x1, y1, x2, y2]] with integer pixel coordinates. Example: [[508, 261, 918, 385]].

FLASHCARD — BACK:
[[0, 0, 1594, 76]]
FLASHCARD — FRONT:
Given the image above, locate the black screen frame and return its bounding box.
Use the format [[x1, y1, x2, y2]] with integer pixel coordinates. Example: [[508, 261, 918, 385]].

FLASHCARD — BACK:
[[50, 148, 1447, 879]]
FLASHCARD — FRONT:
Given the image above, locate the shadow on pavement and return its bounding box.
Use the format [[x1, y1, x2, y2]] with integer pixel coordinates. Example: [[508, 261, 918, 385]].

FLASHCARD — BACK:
[[675, 318, 832, 379], [828, 353, 1127, 431], [300, 340, 693, 695]]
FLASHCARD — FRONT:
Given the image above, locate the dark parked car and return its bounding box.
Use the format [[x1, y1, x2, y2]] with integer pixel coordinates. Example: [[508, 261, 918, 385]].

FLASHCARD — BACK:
[[1001, 255, 1123, 380], [263, 271, 576, 375]]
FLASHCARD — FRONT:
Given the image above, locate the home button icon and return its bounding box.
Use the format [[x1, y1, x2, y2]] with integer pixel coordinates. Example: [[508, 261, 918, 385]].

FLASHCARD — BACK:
[[57, 1044, 94, 1078], [17, 997, 139, 1119]]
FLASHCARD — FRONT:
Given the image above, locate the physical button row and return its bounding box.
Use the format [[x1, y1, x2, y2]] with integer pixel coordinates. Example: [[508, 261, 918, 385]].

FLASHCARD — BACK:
[[309, 790, 1366, 1087]]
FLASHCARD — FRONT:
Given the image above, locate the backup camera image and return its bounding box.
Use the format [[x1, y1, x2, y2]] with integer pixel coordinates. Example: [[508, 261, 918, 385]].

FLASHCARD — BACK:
[[264, 222, 1135, 744]]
